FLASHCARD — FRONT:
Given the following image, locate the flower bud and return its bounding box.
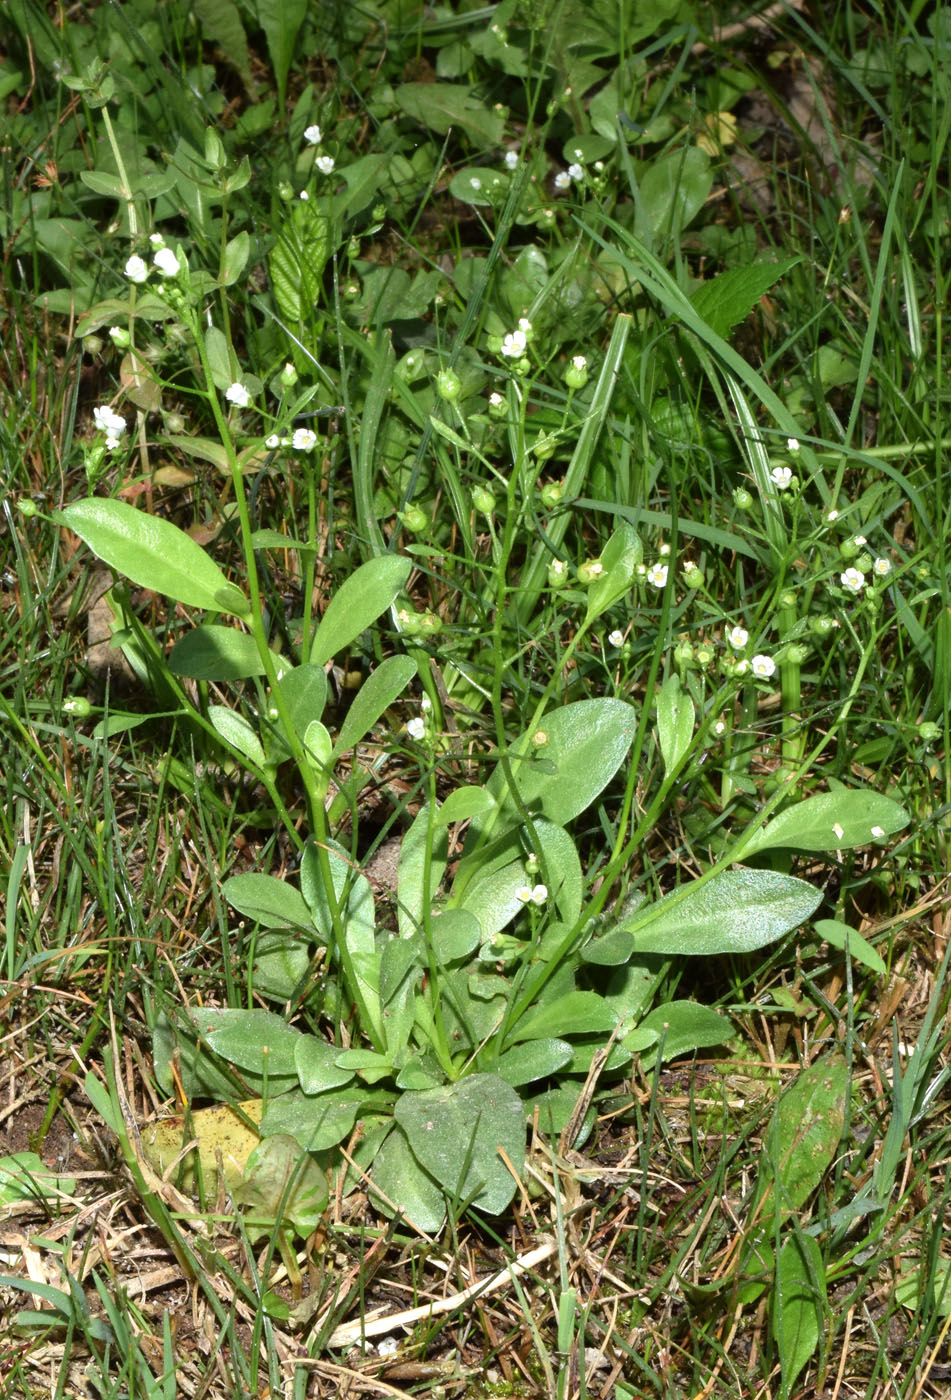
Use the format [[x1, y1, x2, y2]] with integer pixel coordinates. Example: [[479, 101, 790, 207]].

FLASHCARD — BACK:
[[733, 487, 754, 510], [280, 362, 299, 388], [548, 558, 569, 589], [919, 721, 941, 743], [63, 696, 93, 718], [539, 479, 564, 508], [17, 498, 40, 518], [471, 484, 496, 516], [565, 354, 588, 390], [400, 504, 428, 533], [436, 368, 462, 402], [577, 558, 604, 584]]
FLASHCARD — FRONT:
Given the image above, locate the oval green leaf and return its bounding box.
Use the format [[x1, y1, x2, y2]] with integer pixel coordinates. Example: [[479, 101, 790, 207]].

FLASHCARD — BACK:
[[311, 555, 411, 665], [741, 790, 909, 857], [626, 869, 822, 955]]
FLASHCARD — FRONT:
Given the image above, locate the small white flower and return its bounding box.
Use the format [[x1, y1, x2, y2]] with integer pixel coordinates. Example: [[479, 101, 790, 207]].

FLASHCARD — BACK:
[[500, 329, 528, 358], [549, 559, 567, 578], [265, 434, 281, 449], [567, 163, 583, 182], [292, 428, 317, 451], [852, 535, 867, 549], [840, 567, 865, 594], [420, 694, 432, 712], [516, 884, 547, 905], [870, 826, 884, 838], [770, 466, 793, 490], [104, 434, 123, 452], [832, 823, 845, 841], [406, 717, 426, 740], [787, 437, 800, 454], [299, 190, 309, 200], [316, 155, 335, 175], [376, 1337, 398, 1357], [124, 254, 149, 283], [488, 391, 504, 408], [108, 326, 126, 344], [149, 232, 165, 249], [470, 176, 482, 190], [571, 354, 587, 371], [529, 883, 548, 904], [608, 629, 624, 647], [826, 509, 839, 522], [727, 625, 749, 650], [647, 563, 668, 588], [751, 653, 776, 679], [658, 542, 671, 557], [553, 171, 571, 190], [93, 406, 126, 438], [735, 658, 749, 676], [153, 247, 180, 277], [303, 124, 322, 145], [225, 382, 251, 408], [504, 150, 519, 170], [518, 317, 532, 333], [873, 556, 892, 577], [714, 719, 726, 735]]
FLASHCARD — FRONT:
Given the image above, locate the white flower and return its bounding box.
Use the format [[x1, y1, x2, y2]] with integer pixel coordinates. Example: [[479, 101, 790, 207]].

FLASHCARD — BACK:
[[303, 124, 322, 145], [787, 437, 800, 454], [299, 190, 309, 200], [826, 509, 839, 522], [469, 176, 482, 191], [316, 155, 335, 175], [504, 150, 519, 170], [153, 247, 181, 277], [873, 556, 892, 576], [770, 466, 793, 490], [376, 1337, 398, 1358], [832, 823, 844, 841], [406, 717, 426, 740], [751, 653, 776, 679], [567, 163, 583, 182], [124, 254, 148, 283], [658, 542, 671, 557], [225, 382, 251, 408], [93, 406, 126, 438], [870, 826, 884, 838], [149, 232, 165, 249], [571, 354, 587, 371], [516, 884, 548, 905], [292, 428, 317, 451], [518, 317, 532, 333], [852, 535, 867, 549], [727, 625, 749, 649], [553, 171, 571, 190], [714, 719, 726, 735], [608, 629, 624, 646], [735, 658, 749, 676], [104, 434, 123, 452], [840, 567, 865, 594], [647, 563, 668, 588], [488, 391, 504, 408], [265, 434, 281, 449], [500, 329, 528, 358]]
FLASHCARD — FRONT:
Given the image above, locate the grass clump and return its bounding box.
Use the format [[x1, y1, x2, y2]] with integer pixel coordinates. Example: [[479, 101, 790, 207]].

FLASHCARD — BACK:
[[2, 1, 950, 1396]]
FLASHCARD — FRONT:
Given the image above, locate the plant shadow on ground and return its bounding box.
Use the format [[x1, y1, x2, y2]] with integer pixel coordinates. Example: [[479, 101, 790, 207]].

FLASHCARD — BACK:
[[3, 0, 951, 1396]]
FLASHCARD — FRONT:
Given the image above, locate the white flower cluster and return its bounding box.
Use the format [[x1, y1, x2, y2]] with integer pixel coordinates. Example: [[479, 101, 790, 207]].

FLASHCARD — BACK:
[[92, 405, 127, 451]]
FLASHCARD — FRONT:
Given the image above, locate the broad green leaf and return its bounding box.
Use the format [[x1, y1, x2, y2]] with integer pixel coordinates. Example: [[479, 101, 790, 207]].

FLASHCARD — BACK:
[[61, 499, 249, 615], [369, 1123, 445, 1233], [168, 624, 276, 680], [395, 1073, 524, 1216], [332, 653, 417, 758], [398, 802, 448, 938], [483, 699, 637, 830], [459, 859, 540, 941], [151, 1010, 298, 1100], [429, 909, 481, 963], [394, 83, 505, 146], [235, 1133, 329, 1241], [269, 199, 328, 323], [741, 790, 910, 857], [208, 704, 266, 768], [254, 0, 306, 110], [449, 166, 508, 207], [221, 229, 251, 286], [814, 918, 886, 975], [204, 325, 233, 390], [532, 819, 583, 926], [301, 840, 381, 1038], [636, 1001, 733, 1067], [494, 1039, 574, 1088], [294, 1036, 354, 1094], [635, 145, 712, 244], [223, 872, 313, 929], [311, 556, 412, 665], [585, 522, 643, 621], [757, 1055, 848, 1221], [656, 673, 695, 778], [274, 662, 329, 753], [253, 932, 311, 1001], [525, 1082, 596, 1149], [194, 0, 253, 91], [692, 258, 799, 339], [203, 1009, 302, 1077], [261, 1085, 389, 1152], [0, 1152, 76, 1204], [509, 991, 617, 1045], [626, 869, 822, 956], [433, 785, 497, 827], [80, 169, 127, 199], [774, 1233, 824, 1400]]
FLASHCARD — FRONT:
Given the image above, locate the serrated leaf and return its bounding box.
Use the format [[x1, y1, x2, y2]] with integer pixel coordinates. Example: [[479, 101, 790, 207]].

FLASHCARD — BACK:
[[626, 869, 822, 956], [692, 258, 799, 339], [741, 790, 909, 857], [395, 83, 505, 145], [311, 555, 411, 665], [656, 673, 695, 777], [394, 1073, 524, 1216], [269, 199, 329, 322], [61, 498, 248, 615]]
